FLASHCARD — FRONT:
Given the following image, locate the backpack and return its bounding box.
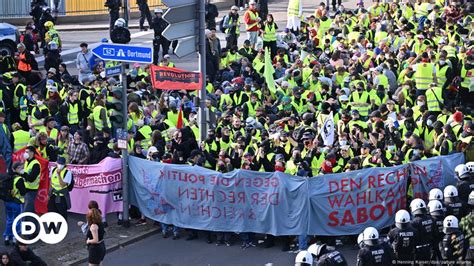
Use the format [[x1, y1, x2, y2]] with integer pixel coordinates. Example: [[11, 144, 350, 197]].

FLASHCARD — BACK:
[[219, 15, 228, 33]]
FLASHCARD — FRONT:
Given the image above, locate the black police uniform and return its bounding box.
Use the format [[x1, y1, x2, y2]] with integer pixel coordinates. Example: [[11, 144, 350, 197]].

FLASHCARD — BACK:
[[440, 229, 467, 262], [444, 198, 469, 220], [430, 212, 445, 261], [411, 213, 438, 262], [316, 250, 348, 266], [111, 27, 131, 44], [387, 225, 419, 262], [137, 0, 152, 30], [151, 15, 170, 65], [105, 0, 121, 34], [456, 177, 474, 203], [356, 244, 394, 266]]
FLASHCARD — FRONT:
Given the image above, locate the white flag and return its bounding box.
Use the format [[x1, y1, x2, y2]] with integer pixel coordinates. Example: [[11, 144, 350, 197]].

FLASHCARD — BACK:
[[321, 111, 335, 146]]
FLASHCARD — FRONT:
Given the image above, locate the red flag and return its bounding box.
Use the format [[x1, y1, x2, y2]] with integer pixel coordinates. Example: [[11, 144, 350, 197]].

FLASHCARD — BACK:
[[150, 65, 202, 90], [13, 147, 50, 214], [176, 107, 183, 129]]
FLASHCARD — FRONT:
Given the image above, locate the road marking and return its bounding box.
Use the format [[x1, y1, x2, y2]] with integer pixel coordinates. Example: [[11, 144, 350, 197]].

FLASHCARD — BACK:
[[36, 30, 154, 62]]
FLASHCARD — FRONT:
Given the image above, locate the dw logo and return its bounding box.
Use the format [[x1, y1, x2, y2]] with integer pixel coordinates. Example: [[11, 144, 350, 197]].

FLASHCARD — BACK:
[[13, 212, 68, 244]]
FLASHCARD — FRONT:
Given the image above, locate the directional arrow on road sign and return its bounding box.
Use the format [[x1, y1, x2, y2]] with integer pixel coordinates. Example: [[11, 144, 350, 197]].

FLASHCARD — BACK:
[[163, 4, 196, 24], [162, 0, 197, 8], [162, 20, 196, 41], [92, 43, 153, 64], [175, 36, 197, 58]]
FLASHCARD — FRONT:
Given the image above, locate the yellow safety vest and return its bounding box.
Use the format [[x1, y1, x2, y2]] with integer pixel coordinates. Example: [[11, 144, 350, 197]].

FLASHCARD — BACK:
[[50, 168, 68, 194], [225, 17, 240, 35], [13, 83, 26, 109], [376, 74, 389, 89], [138, 126, 152, 149], [245, 10, 259, 30], [246, 101, 260, 117], [436, 64, 449, 86], [12, 130, 30, 152], [287, 0, 300, 17], [425, 86, 443, 112], [460, 65, 474, 92], [40, 127, 58, 142], [415, 63, 434, 90], [31, 105, 49, 131], [263, 23, 277, 42], [68, 102, 79, 125], [93, 106, 111, 132], [350, 91, 370, 117], [24, 159, 40, 190], [12, 176, 24, 203]]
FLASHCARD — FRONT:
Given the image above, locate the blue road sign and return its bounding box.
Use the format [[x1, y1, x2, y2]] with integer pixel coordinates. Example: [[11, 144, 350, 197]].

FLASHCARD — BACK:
[[92, 43, 153, 64], [105, 65, 122, 77]]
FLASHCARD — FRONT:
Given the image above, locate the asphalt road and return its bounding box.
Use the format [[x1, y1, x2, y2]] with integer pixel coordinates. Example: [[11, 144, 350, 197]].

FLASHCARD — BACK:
[[103, 233, 360, 266]]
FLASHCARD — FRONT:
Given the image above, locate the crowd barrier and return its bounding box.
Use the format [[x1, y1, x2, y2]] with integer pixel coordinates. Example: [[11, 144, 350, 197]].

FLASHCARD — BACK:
[[128, 153, 464, 236]]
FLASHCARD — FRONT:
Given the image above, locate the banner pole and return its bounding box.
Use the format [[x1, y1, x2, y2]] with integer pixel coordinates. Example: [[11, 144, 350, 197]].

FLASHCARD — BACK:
[[198, 0, 207, 142], [121, 62, 130, 228]]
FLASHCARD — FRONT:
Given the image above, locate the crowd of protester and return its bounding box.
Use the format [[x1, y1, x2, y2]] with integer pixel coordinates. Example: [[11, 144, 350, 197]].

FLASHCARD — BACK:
[[0, 0, 474, 264]]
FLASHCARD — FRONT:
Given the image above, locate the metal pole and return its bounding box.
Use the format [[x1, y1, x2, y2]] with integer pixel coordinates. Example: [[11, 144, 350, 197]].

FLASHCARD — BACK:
[[121, 62, 130, 228], [198, 0, 207, 142], [123, 0, 129, 27]]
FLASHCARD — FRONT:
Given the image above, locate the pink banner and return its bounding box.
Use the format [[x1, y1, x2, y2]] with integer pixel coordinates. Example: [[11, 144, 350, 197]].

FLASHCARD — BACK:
[[65, 157, 123, 214]]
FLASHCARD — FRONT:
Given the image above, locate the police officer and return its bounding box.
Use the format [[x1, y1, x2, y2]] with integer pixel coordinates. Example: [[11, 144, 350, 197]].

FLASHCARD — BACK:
[[47, 156, 72, 220], [455, 163, 474, 203], [105, 0, 121, 35], [357, 227, 394, 266], [459, 191, 473, 261], [137, 0, 152, 31], [427, 200, 445, 261], [409, 198, 437, 263], [444, 185, 468, 220], [308, 243, 348, 266], [295, 250, 313, 266], [151, 9, 170, 65], [388, 209, 419, 263], [110, 18, 131, 44], [441, 215, 468, 262], [429, 188, 446, 212]]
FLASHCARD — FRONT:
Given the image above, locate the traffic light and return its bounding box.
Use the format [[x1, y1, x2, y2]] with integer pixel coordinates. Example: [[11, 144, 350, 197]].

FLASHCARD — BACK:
[[109, 87, 124, 128]]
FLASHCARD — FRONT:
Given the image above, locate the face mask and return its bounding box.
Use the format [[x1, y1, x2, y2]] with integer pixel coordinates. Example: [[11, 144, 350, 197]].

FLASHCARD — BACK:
[[339, 140, 347, 146], [427, 120, 433, 127], [19, 169, 25, 174], [417, 101, 424, 106], [377, 92, 385, 98], [413, 149, 420, 156], [57, 164, 64, 170], [275, 166, 285, 172], [388, 145, 395, 151], [439, 60, 445, 64], [321, 147, 328, 154], [23, 152, 29, 160], [36, 100, 43, 106], [325, 49, 330, 54]]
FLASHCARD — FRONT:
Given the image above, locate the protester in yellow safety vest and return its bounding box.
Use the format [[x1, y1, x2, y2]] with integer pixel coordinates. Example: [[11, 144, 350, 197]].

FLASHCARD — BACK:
[[244, 1, 261, 48], [459, 55, 474, 107], [159, 55, 175, 67], [90, 98, 111, 134], [436, 51, 453, 89], [224, 6, 241, 49], [243, 92, 261, 120], [261, 14, 278, 58], [28, 95, 50, 132], [411, 52, 437, 92], [425, 84, 443, 114], [20, 146, 41, 214], [48, 156, 72, 219]]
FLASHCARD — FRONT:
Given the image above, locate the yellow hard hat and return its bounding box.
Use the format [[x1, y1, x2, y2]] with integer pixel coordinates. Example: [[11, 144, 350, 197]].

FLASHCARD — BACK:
[[44, 21, 54, 28]]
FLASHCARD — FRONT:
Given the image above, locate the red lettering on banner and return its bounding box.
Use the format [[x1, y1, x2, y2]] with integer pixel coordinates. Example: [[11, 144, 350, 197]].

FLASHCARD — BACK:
[[368, 175, 376, 188], [328, 211, 339, 226], [341, 210, 355, 225], [357, 207, 368, 223], [370, 205, 385, 220]]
